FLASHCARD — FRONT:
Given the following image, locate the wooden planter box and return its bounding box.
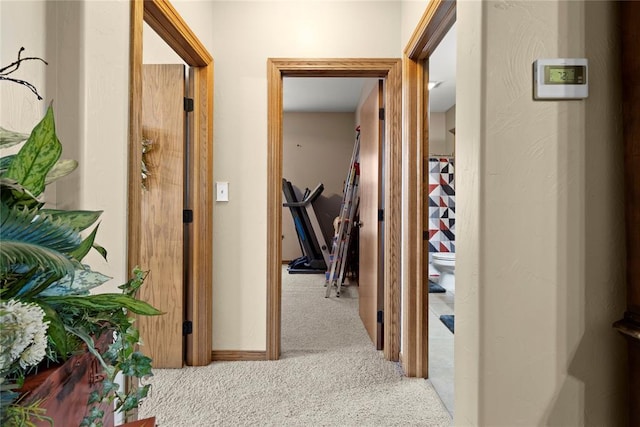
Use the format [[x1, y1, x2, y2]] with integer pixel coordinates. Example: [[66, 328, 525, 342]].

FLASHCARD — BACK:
[[18, 334, 114, 427]]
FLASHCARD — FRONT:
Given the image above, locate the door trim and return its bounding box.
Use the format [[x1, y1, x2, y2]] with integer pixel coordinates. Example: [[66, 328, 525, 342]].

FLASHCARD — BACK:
[[266, 58, 402, 362], [403, 0, 456, 377], [129, 0, 213, 366]]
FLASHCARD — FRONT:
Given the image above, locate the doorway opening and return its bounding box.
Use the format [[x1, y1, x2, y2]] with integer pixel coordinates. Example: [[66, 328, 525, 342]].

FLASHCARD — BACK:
[[128, 0, 214, 368], [280, 76, 381, 354], [401, 0, 456, 379], [267, 59, 402, 362], [425, 22, 457, 415]]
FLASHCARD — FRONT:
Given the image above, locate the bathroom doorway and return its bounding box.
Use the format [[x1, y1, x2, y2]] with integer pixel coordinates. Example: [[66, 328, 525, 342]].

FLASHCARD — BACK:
[[400, 0, 456, 388], [425, 22, 457, 415]]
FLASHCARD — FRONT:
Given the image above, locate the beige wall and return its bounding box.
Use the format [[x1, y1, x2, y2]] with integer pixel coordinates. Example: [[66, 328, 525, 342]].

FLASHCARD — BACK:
[[143, 21, 184, 65], [444, 104, 455, 155], [429, 107, 455, 157], [1, 0, 130, 295], [455, 1, 626, 425], [400, 0, 430, 52], [428, 112, 446, 155], [0, 2, 48, 132], [282, 112, 356, 261], [185, 1, 401, 350]]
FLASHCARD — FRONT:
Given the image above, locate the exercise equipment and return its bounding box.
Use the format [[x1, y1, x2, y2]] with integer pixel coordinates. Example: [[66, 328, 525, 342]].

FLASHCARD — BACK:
[[282, 179, 330, 274]]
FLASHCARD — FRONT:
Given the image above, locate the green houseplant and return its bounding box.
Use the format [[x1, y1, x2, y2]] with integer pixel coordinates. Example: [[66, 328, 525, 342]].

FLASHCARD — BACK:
[[0, 48, 161, 426]]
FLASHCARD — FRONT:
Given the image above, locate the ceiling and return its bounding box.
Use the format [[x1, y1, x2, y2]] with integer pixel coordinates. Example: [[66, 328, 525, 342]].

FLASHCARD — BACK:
[[283, 23, 457, 114]]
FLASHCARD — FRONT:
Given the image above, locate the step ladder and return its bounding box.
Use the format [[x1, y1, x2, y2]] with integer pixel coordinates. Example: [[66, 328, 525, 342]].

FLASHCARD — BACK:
[[325, 127, 361, 298]]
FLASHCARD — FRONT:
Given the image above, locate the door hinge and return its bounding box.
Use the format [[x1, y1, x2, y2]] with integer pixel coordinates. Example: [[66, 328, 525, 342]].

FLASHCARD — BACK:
[[183, 320, 193, 335], [379, 107, 385, 120], [423, 230, 429, 241], [183, 209, 193, 223], [378, 209, 384, 222], [377, 310, 384, 324], [184, 97, 194, 113]]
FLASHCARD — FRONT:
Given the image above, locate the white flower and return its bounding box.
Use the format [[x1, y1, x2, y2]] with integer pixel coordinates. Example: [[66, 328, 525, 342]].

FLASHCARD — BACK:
[[0, 300, 50, 373]]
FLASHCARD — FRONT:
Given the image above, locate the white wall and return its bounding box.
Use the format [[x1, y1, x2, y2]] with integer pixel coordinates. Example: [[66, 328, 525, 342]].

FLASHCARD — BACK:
[[455, 1, 626, 425]]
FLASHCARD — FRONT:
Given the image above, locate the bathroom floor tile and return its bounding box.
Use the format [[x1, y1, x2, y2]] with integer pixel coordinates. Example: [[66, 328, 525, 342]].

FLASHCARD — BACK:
[[429, 293, 454, 416]]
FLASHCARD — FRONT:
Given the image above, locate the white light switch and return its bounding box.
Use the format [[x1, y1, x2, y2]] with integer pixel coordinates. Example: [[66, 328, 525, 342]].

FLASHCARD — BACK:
[[216, 182, 229, 202]]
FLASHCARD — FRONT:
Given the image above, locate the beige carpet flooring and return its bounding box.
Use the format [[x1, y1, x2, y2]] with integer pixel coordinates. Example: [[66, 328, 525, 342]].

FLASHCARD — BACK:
[[137, 269, 452, 426]]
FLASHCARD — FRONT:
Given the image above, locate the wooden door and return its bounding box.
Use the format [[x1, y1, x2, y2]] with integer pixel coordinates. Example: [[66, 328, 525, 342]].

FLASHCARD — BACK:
[[138, 64, 185, 368], [615, 1, 640, 424], [359, 81, 384, 349]]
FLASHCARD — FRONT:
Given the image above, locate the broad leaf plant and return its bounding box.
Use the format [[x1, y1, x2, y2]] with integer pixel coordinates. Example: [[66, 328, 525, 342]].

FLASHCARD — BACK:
[[0, 48, 161, 427]]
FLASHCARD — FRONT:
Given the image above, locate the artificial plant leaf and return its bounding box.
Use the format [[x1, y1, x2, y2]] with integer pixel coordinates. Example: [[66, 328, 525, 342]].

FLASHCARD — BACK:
[[87, 391, 101, 405], [0, 177, 42, 202], [0, 265, 39, 299], [118, 267, 148, 296], [40, 209, 103, 231], [39, 268, 112, 296], [38, 301, 75, 359], [0, 241, 76, 282], [69, 224, 100, 261], [4, 104, 62, 198], [64, 325, 109, 371], [0, 154, 16, 173], [92, 243, 107, 260], [44, 159, 78, 185], [42, 294, 163, 316], [0, 204, 81, 278], [17, 270, 61, 299], [0, 126, 29, 149]]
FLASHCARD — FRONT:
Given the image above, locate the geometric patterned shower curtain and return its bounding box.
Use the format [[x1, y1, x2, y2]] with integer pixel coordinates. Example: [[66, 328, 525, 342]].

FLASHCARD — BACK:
[[427, 157, 455, 253]]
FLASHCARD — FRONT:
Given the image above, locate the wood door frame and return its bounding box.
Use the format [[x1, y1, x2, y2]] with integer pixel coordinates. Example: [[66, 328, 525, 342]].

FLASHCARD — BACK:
[[129, 0, 213, 366], [402, 0, 456, 377], [267, 58, 402, 362]]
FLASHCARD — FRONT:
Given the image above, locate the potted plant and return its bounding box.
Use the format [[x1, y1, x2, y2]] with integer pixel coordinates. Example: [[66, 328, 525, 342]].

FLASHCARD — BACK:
[[0, 48, 161, 426]]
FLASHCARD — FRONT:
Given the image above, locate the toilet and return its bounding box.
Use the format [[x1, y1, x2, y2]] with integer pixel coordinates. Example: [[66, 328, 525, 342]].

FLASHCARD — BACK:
[[432, 252, 456, 294]]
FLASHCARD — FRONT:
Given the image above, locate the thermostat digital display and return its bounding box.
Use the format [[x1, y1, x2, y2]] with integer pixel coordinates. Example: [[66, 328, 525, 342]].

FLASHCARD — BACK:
[[533, 59, 588, 100]]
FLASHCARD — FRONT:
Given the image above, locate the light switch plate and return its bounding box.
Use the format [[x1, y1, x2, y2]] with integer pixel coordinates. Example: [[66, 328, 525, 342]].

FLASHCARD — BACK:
[[216, 182, 229, 202]]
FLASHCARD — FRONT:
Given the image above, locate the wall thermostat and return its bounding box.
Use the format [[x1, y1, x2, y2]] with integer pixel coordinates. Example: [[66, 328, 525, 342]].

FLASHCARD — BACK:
[[533, 58, 588, 100]]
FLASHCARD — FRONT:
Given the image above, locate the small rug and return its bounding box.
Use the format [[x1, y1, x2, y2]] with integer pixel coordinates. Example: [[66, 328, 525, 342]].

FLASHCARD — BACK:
[[439, 314, 454, 333], [429, 280, 445, 293]]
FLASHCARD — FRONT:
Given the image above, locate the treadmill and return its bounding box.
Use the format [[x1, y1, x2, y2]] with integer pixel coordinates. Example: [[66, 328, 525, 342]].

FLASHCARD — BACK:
[[282, 178, 330, 274]]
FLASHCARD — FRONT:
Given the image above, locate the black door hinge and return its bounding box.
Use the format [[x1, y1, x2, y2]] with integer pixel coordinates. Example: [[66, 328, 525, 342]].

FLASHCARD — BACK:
[[183, 209, 193, 223], [183, 320, 193, 335], [184, 97, 194, 113], [377, 310, 384, 324], [423, 230, 429, 241], [378, 209, 384, 222], [379, 107, 385, 120]]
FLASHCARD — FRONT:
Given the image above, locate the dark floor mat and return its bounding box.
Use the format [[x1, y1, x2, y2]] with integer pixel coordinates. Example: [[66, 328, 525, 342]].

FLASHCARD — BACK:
[[439, 314, 454, 333], [429, 280, 445, 293]]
